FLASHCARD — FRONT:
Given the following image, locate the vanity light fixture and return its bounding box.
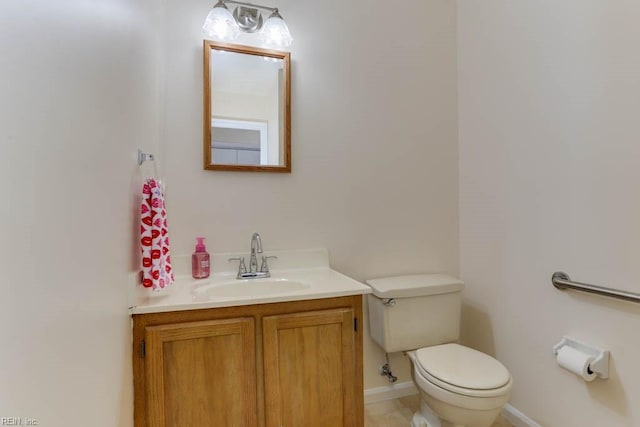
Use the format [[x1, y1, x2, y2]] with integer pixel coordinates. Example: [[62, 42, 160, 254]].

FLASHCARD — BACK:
[[203, 0, 293, 49]]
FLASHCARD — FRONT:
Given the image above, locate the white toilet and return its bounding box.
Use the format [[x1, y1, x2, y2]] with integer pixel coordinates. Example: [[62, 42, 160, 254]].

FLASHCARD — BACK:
[[366, 274, 512, 427]]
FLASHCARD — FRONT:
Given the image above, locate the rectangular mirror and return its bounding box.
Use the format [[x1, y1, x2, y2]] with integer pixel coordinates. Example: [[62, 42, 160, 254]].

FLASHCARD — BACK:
[[204, 41, 291, 172]]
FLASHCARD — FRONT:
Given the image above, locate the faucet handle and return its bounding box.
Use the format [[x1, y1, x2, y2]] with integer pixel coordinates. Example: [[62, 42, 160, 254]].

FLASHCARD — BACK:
[[228, 257, 247, 277], [260, 255, 278, 274]]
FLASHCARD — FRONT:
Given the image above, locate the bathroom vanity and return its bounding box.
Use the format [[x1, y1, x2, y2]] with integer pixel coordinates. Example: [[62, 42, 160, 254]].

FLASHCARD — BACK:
[[130, 249, 370, 427]]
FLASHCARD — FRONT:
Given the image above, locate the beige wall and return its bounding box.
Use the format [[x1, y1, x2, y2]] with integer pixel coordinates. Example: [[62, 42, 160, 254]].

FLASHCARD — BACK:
[[0, 1, 161, 426], [458, 1, 640, 425], [160, 0, 458, 388]]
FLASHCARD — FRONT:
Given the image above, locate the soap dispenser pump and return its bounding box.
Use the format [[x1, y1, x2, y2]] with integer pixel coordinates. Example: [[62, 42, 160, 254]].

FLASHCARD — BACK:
[[192, 237, 210, 279]]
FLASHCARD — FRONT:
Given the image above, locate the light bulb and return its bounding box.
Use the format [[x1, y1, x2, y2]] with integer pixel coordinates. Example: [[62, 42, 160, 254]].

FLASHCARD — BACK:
[[260, 11, 293, 49], [202, 1, 240, 41]]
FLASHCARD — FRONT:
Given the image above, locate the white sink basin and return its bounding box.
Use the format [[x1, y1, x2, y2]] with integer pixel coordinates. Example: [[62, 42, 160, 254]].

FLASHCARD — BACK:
[[193, 278, 310, 298], [130, 248, 374, 313]]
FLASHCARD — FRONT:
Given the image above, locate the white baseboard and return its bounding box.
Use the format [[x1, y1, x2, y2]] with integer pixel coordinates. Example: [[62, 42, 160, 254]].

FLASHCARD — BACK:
[[502, 404, 542, 427], [364, 381, 419, 404]]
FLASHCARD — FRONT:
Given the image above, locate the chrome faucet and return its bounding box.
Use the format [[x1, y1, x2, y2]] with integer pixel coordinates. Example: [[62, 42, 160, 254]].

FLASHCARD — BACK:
[[228, 232, 277, 279], [249, 232, 263, 273]]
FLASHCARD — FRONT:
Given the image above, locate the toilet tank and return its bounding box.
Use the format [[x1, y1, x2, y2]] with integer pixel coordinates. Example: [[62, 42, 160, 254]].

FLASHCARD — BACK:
[[366, 274, 464, 353]]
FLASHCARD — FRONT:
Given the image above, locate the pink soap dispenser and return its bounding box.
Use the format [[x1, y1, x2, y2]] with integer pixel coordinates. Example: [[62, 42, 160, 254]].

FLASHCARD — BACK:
[[192, 237, 210, 279]]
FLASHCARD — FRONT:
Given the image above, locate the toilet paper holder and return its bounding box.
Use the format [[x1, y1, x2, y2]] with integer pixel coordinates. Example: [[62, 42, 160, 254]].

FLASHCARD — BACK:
[[553, 336, 610, 380]]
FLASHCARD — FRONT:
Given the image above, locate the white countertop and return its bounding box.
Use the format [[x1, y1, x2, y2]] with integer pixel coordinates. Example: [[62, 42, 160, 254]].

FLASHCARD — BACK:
[[129, 249, 372, 315]]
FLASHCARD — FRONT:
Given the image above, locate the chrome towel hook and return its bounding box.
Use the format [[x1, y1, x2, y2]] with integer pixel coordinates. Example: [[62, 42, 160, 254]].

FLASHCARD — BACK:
[[137, 149, 155, 166]]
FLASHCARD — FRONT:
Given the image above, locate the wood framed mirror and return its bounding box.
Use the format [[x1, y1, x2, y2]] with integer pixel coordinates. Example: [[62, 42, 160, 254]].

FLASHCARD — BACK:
[[204, 41, 291, 172]]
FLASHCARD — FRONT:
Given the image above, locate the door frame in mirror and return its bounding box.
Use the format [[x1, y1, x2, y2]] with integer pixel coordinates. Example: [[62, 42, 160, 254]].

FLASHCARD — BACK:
[[203, 41, 291, 173]]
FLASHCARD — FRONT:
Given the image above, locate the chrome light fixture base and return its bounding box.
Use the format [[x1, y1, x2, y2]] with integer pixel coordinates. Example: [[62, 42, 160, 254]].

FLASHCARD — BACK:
[[233, 5, 263, 32]]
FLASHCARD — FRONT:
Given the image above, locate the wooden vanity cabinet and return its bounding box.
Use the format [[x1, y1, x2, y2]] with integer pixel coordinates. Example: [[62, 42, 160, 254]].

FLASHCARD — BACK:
[[132, 296, 364, 427]]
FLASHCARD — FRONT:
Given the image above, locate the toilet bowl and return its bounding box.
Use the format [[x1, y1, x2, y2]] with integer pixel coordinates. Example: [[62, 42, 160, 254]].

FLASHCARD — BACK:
[[407, 344, 512, 427], [365, 274, 513, 427]]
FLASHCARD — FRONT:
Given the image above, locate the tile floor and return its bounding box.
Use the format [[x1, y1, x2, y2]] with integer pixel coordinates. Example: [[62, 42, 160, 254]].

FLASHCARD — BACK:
[[364, 394, 513, 427]]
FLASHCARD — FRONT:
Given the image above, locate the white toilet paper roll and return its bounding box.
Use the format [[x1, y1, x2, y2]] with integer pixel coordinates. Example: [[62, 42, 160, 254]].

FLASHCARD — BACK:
[[557, 346, 597, 381]]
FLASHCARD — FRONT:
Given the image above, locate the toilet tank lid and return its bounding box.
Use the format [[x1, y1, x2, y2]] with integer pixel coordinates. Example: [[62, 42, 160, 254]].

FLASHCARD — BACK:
[[365, 274, 464, 298]]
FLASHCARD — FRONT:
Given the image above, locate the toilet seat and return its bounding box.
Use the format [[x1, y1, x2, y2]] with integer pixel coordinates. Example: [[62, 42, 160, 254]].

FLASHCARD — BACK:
[[414, 343, 511, 398], [406, 343, 512, 415]]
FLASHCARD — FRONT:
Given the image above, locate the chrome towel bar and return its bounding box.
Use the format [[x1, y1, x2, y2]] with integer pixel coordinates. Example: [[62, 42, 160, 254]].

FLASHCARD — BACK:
[[552, 272, 640, 303]]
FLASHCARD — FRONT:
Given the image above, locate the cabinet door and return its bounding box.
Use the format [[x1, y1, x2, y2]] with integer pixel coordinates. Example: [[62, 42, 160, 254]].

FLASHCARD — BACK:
[[263, 308, 356, 427], [145, 318, 257, 427]]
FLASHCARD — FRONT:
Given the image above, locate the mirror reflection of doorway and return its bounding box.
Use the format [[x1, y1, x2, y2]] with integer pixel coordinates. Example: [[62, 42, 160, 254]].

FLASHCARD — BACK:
[[211, 118, 269, 165]]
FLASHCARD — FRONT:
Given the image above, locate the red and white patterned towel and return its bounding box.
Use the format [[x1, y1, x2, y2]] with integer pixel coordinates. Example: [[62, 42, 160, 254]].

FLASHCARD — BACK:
[[140, 178, 174, 291]]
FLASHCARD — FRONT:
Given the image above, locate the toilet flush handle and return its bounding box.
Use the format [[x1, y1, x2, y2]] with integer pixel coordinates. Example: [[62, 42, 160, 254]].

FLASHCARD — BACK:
[[382, 298, 396, 307]]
